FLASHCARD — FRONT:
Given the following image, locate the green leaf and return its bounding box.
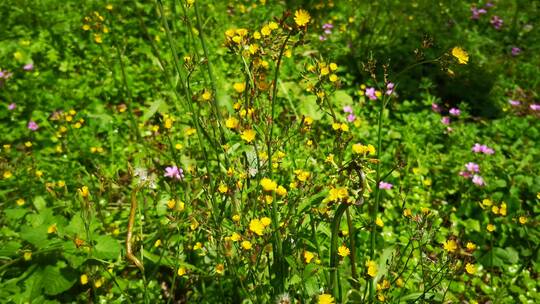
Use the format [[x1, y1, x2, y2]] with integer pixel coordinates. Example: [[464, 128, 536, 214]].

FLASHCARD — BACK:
[[93, 235, 122, 260], [41, 264, 77, 296], [299, 95, 323, 120], [33, 196, 47, 212]]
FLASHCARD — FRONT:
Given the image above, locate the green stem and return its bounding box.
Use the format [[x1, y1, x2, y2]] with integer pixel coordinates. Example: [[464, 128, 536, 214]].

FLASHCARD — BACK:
[[330, 203, 348, 300]]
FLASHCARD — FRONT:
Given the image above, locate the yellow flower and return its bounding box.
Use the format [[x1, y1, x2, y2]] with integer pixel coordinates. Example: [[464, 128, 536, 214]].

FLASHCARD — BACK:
[[16, 198, 25, 206], [94, 34, 102, 44], [403, 208, 412, 217], [452, 47, 469, 64], [294, 9, 311, 27], [233, 82, 246, 93], [215, 263, 224, 275], [241, 129, 256, 143], [230, 232, 241, 242], [304, 251, 315, 263], [261, 25, 271, 36], [177, 267, 187, 276], [276, 185, 287, 196], [268, 22, 278, 30], [78, 186, 89, 198], [466, 242, 476, 251], [80, 274, 88, 285], [3, 171, 13, 179], [23, 252, 32, 261], [338, 245, 350, 257], [329, 63, 338, 71], [193, 242, 203, 250], [201, 90, 212, 101], [249, 219, 265, 236], [47, 223, 57, 234], [260, 217, 272, 227], [366, 260, 378, 277], [241, 240, 252, 250], [218, 183, 228, 193], [105, 4, 113, 10], [154, 239, 162, 247], [375, 217, 384, 227], [465, 263, 476, 275], [225, 117, 239, 129], [326, 186, 349, 202], [320, 67, 330, 76], [82, 24, 91, 31], [329, 74, 338, 82], [232, 214, 241, 222], [318, 294, 335, 304], [260, 178, 277, 192], [443, 239, 457, 252], [519, 216, 527, 224], [487, 224, 496, 232]]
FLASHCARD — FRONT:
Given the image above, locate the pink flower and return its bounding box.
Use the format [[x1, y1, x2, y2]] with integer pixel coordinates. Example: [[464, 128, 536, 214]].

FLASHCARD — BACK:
[[23, 63, 34, 71], [379, 181, 393, 190], [460, 171, 472, 179], [385, 82, 395, 95], [365, 87, 377, 100], [27, 121, 39, 131], [465, 162, 479, 173], [347, 114, 356, 122], [343, 105, 353, 113], [508, 99, 521, 106], [8, 103, 16, 110], [472, 143, 495, 155], [164, 166, 184, 180], [530, 104, 540, 111], [432, 103, 441, 112], [319, 35, 327, 41], [472, 175, 485, 186], [441, 116, 450, 125], [491, 15, 503, 30], [511, 47, 521, 56], [449, 108, 461, 116]]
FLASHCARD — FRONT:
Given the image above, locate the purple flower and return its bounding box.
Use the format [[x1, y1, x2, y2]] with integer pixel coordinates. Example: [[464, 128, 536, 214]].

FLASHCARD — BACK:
[[365, 87, 377, 100], [319, 35, 327, 41], [23, 63, 34, 71], [491, 15, 503, 30], [511, 47, 521, 56], [347, 114, 356, 122], [471, 7, 487, 20], [472, 143, 483, 153], [472, 175, 485, 186], [530, 104, 540, 111], [460, 171, 472, 179], [343, 105, 353, 113], [483, 146, 495, 155], [164, 166, 184, 180], [0, 70, 13, 79], [472, 143, 495, 154], [379, 181, 393, 190], [441, 116, 450, 125], [27, 121, 39, 131], [465, 162, 479, 173], [386, 82, 395, 95], [322, 23, 334, 30], [432, 103, 441, 113], [485, 1, 494, 8], [449, 108, 461, 116], [508, 99, 521, 106], [8, 103, 16, 110]]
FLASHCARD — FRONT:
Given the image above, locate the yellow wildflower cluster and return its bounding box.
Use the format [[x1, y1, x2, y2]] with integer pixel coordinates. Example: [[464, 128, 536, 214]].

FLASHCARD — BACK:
[[366, 260, 378, 277], [325, 186, 348, 203], [249, 217, 272, 236], [352, 143, 376, 155]]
